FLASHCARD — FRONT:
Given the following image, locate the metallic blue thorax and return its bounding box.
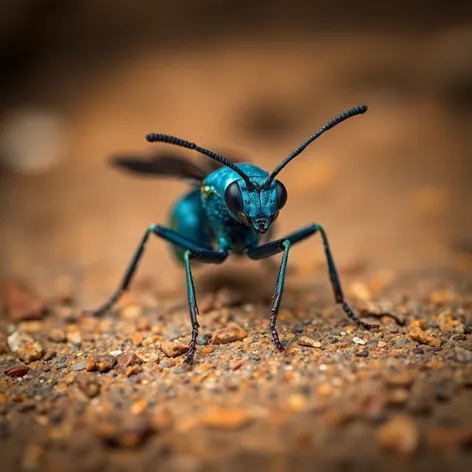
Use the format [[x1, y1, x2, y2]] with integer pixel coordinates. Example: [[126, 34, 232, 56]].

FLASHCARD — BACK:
[[168, 164, 276, 261]]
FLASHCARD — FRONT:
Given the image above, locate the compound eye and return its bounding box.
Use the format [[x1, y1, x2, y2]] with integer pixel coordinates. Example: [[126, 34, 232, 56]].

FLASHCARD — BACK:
[[224, 181, 243, 215], [275, 180, 288, 209]]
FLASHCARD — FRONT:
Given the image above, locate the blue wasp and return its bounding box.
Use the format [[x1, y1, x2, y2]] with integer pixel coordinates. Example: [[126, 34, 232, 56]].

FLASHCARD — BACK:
[[92, 105, 379, 363]]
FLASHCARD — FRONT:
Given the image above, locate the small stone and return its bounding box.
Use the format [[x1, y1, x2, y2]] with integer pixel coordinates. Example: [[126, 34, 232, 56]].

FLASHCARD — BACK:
[[17, 341, 44, 363], [1, 280, 46, 322], [47, 328, 67, 343], [76, 373, 101, 398], [118, 352, 143, 370], [413, 347, 424, 355], [396, 337, 408, 346], [407, 327, 441, 347], [109, 349, 123, 356], [66, 330, 82, 344], [211, 324, 247, 345], [197, 333, 210, 345], [7, 331, 34, 352], [377, 415, 419, 455], [378, 341, 387, 348], [408, 320, 425, 330], [355, 349, 369, 357], [202, 407, 254, 430], [201, 346, 214, 354], [455, 347, 472, 363], [6, 364, 30, 377], [72, 360, 87, 371], [160, 340, 189, 358], [298, 336, 322, 348], [291, 323, 304, 334], [86, 354, 117, 372], [43, 350, 56, 361], [142, 335, 158, 347], [352, 337, 367, 345], [131, 333, 143, 345]]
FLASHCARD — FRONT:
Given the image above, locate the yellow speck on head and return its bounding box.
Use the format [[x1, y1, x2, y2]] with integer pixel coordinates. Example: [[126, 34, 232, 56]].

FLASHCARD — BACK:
[[201, 185, 213, 198]]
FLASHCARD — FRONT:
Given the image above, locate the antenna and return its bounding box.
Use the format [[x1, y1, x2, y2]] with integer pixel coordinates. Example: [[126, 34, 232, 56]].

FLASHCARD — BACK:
[[145, 133, 253, 188], [268, 105, 368, 181]]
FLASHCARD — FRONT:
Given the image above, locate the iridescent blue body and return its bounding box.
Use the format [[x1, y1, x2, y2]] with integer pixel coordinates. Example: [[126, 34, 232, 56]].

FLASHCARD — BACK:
[[169, 164, 273, 261], [92, 105, 379, 364]]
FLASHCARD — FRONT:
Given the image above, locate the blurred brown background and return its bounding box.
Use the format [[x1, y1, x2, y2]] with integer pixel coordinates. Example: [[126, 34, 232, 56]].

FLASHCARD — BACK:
[[1, 1, 471, 306]]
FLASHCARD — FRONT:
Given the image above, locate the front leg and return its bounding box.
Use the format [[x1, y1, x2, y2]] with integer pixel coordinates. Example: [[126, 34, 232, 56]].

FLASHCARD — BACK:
[[183, 247, 229, 363], [246, 223, 378, 350], [89, 223, 229, 363]]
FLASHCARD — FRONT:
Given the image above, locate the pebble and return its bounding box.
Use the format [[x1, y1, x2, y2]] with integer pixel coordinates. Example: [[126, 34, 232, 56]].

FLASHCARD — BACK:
[[297, 336, 322, 349], [1, 280, 46, 322], [355, 349, 369, 357], [454, 347, 472, 363], [86, 354, 117, 373], [377, 415, 419, 454], [17, 341, 44, 363], [378, 341, 387, 348], [66, 330, 82, 344], [352, 337, 367, 345], [197, 333, 210, 345], [407, 327, 441, 347], [201, 407, 254, 430], [118, 352, 143, 369], [7, 331, 34, 352], [6, 363, 30, 377], [160, 340, 190, 358], [47, 328, 67, 343], [72, 360, 87, 371], [211, 324, 247, 345], [76, 373, 101, 398], [201, 346, 214, 354]]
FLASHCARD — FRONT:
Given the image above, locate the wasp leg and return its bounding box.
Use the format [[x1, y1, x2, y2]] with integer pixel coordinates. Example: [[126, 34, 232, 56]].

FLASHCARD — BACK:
[[246, 223, 378, 348], [183, 247, 229, 363], [91, 224, 229, 363]]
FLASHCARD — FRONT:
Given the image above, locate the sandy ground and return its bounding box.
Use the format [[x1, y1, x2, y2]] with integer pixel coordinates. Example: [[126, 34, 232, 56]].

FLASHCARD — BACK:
[[1, 30, 472, 471]]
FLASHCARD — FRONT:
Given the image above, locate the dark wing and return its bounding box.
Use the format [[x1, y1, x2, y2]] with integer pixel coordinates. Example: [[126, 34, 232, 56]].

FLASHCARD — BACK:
[[110, 153, 209, 186], [110, 151, 250, 186]]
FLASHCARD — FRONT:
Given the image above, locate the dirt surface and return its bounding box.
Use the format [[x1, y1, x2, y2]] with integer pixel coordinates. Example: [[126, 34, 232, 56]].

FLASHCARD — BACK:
[[1, 6, 472, 471], [1, 263, 472, 472]]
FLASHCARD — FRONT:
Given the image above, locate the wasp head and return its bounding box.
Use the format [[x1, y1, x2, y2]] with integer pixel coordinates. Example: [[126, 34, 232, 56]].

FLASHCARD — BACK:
[[224, 179, 287, 234]]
